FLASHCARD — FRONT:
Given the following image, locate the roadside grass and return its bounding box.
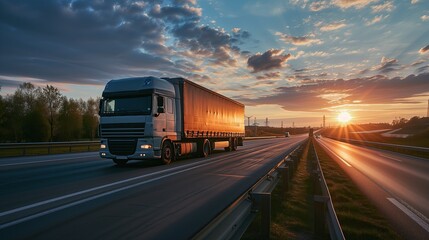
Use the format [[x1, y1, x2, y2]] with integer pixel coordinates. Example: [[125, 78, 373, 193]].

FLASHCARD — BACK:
[[243, 141, 314, 240], [0, 145, 99, 158], [314, 142, 401, 240]]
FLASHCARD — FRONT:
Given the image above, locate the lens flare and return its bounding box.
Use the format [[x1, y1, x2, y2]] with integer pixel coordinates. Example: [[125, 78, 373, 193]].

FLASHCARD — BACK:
[[337, 111, 352, 124]]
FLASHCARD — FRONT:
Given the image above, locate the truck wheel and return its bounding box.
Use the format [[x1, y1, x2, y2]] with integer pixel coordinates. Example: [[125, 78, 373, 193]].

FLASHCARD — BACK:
[[161, 141, 174, 165], [201, 139, 210, 157], [113, 159, 128, 166]]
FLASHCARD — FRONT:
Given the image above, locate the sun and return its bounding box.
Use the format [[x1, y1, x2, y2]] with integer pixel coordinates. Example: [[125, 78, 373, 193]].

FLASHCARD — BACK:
[[337, 111, 352, 124]]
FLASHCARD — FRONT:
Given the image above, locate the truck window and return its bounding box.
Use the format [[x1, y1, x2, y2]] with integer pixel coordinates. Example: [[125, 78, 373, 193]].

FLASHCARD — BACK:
[[101, 95, 152, 116]]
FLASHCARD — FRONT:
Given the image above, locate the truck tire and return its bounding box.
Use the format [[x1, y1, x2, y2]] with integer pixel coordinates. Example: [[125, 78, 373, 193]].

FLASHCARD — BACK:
[[161, 141, 174, 165], [201, 139, 210, 157], [113, 159, 128, 166]]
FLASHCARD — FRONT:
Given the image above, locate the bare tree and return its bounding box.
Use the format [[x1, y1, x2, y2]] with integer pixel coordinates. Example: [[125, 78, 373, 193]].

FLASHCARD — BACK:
[[42, 85, 63, 142]]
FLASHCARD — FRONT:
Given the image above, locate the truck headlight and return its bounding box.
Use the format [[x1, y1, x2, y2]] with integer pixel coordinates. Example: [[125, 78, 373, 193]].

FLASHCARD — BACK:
[[141, 144, 152, 149], [100, 144, 106, 149]]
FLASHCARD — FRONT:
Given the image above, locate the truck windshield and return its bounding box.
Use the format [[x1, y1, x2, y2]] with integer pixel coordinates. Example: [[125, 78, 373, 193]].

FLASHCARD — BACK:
[[100, 96, 152, 116]]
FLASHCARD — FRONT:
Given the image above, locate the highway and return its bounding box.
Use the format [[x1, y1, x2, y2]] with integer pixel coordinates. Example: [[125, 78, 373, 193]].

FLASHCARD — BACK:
[[0, 136, 306, 240], [316, 137, 429, 239]]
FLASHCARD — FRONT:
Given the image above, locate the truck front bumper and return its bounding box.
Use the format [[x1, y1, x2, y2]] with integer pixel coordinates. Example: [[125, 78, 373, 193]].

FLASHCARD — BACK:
[[99, 138, 162, 160]]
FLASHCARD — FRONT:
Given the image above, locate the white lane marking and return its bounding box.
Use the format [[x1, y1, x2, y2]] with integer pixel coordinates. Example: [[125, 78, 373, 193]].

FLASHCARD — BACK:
[[0, 154, 99, 167], [317, 139, 352, 167], [0, 140, 298, 228], [377, 153, 402, 162], [0, 159, 221, 230], [387, 198, 429, 233]]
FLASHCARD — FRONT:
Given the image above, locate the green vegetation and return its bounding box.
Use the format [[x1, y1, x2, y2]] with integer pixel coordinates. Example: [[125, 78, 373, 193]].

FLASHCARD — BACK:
[[314, 142, 401, 240], [244, 139, 402, 239], [243, 141, 314, 239], [0, 82, 99, 143], [0, 144, 99, 157]]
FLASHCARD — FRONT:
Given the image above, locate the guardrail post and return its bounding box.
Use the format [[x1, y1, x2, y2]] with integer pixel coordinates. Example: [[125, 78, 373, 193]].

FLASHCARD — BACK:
[[279, 166, 289, 197], [285, 159, 294, 176], [252, 192, 271, 240], [314, 195, 329, 238]]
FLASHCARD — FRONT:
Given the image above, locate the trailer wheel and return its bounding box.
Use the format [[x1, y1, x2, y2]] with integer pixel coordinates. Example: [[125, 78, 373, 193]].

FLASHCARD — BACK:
[[224, 138, 232, 152], [232, 138, 238, 151], [201, 139, 210, 157], [161, 141, 174, 165], [113, 159, 128, 167]]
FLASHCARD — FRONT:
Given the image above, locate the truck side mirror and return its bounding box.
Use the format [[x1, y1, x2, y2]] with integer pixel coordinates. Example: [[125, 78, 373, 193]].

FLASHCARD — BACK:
[[98, 100, 103, 115]]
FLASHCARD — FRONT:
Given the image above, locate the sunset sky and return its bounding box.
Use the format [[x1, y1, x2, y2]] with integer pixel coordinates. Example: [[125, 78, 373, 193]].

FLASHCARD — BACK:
[[1, 0, 429, 127]]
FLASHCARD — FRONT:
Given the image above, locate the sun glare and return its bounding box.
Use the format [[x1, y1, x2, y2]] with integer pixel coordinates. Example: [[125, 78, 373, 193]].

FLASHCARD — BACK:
[[337, 111, 352, 124]]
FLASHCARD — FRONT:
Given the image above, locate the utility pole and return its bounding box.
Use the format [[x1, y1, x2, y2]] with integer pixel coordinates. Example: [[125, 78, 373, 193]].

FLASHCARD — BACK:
[[323, 115, 326, 128]]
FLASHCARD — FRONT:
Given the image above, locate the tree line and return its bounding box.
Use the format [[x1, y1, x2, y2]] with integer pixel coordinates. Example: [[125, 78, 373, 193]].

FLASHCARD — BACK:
[[0, 83, 99, 143]]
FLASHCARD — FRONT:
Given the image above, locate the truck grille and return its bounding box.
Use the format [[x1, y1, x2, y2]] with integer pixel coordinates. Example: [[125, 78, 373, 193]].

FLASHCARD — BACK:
[[100, 123, 145, 138], [108, 139, 137, 156]]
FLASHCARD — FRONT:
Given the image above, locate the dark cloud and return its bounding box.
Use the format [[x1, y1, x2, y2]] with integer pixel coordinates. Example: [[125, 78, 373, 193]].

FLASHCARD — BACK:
[[247, 49, 291, 73], [419, 44, 429, 54], [149, 4, 201, 23], [171, 22, 238, 66], [0, 0, 251, 86], [237, 73, 429, 111]]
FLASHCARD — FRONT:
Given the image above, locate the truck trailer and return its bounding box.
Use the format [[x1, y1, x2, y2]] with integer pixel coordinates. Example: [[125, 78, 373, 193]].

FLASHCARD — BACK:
[[99, 76, 245, 165]]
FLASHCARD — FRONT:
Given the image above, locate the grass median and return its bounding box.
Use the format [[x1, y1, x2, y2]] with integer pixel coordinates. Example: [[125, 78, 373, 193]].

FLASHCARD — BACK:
[[314, 141, 401, 240]]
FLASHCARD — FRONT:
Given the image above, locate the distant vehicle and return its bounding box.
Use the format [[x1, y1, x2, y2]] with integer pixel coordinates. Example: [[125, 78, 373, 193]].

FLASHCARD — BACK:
[[285, 132, 290, 137], [99, 77, 245, 166]]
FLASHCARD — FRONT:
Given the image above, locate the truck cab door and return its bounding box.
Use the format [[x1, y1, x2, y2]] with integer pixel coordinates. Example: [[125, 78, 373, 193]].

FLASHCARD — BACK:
[[166, 97, 175, 133], [154, 95, 167, 134]]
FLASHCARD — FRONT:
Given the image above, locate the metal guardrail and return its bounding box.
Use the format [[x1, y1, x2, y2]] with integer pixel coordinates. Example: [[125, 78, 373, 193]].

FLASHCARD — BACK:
[[0, 137, 285, 158], [0, 141, 100, 156], [193, 140, 307, 240], [311, 138, 345, 240], [330, 137, 429, 153]]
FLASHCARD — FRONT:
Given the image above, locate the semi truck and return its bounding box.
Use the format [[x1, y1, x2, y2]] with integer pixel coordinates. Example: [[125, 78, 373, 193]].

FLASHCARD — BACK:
[[99, 76, 245, 165]]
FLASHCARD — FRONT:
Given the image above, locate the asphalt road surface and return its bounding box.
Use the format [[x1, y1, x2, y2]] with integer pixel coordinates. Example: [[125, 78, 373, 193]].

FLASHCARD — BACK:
[[0, 136, 306, 240], [316, 137, 429, 240]]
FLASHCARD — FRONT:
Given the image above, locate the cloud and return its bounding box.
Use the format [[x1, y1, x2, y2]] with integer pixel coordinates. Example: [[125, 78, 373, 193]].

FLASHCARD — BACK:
[[275, 32, 323, 46], [310, 1, 330, 11], [365, 15, 386, 26], [238, 73, 429, 111], [149, 4, 202, 23], [171, 22, 239, 66], [0, 0, 252, 87], [332, 0, 378, 9], [256, 72, 281, 80], [319, 21, 347, 32], [376, 56, 400, 73], [411, 0, 419, 4], [247, 49, 291, 73], [420, 45, 429, 54], [421, 15, 429, 21], [371, 2, 395, 13]]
